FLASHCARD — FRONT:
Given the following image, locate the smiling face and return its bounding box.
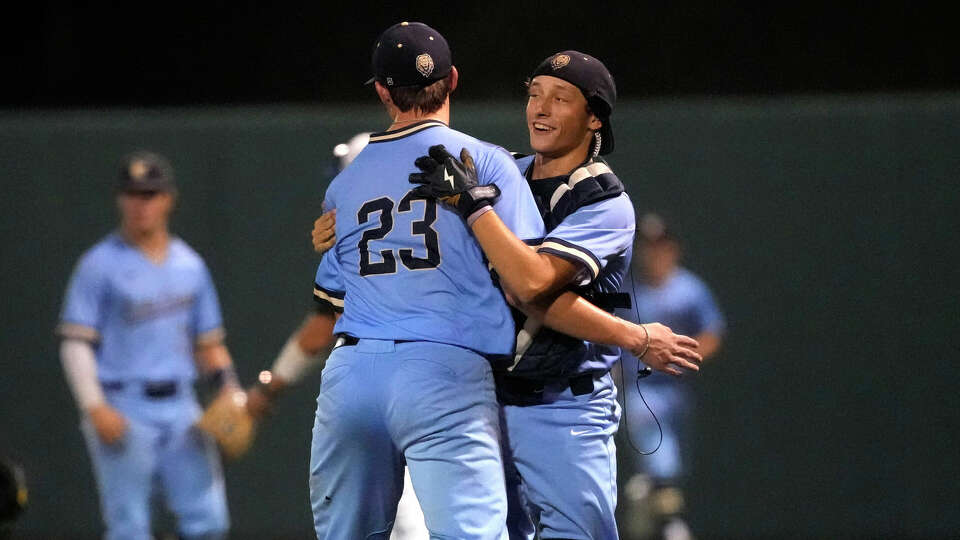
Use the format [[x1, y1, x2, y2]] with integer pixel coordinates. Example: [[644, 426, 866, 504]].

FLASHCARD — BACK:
[[526, 75, 602, 160]]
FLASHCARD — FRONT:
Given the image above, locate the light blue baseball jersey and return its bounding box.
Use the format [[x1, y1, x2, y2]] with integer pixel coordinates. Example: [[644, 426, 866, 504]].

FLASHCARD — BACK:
[[620, 266, 725, 383], [58, 232, 225, 382], [313, 120, 544, 357], [512, 154, 636, 376]]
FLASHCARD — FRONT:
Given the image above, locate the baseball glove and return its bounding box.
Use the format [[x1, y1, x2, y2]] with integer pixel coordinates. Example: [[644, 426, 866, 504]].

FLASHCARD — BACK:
[[195, 389, 256, 460]]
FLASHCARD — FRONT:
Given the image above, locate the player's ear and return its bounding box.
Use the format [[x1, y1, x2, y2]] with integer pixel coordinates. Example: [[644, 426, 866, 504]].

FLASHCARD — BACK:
[[374, 82, 393, 107], [587, 110, 602, 132], [448, 66, 459, 93]]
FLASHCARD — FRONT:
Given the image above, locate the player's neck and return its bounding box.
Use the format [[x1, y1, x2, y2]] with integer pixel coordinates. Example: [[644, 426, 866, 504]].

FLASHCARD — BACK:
[[122, 226, 170, 264], [386, 103, 449, 132], [644, 267, 677, 287], [531, 144, 592, 180]]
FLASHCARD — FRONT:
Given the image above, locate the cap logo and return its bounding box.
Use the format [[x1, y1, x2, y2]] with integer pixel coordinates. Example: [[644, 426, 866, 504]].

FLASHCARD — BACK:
[[416, 53, 435, 78], [129, 160, 149, 181], [386, 77, 394, 86], [551, 54, 571, 70]]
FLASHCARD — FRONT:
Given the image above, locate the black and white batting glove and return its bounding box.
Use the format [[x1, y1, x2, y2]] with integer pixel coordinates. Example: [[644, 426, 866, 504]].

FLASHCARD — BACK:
[[409, 145, 501, 224]]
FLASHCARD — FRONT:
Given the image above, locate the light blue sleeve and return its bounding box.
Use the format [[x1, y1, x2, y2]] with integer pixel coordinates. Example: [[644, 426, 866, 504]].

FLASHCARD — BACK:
[[313, 253, 345, 313], [692, 279, 726, 336], [58, 253, 108, 342], [539, 194, 635, 286], [479, 147, 545, 242], [192, 263, 225, 342]]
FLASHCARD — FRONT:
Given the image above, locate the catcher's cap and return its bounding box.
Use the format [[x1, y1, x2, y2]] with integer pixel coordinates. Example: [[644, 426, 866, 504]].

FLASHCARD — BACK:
[[638, 213, 678, 243], [530, 51, 617, 155], [366, 22, 452, 88], [117, 151, 176, 193]]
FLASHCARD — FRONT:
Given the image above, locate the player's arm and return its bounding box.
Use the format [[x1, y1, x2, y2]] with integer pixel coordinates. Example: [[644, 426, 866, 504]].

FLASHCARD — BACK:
[[410, 145, 701, 373], [59, 338, 128, 444], [489, 219, 701, 373], [248, 230, 345, 416], [409, 145, 569, 303], [312, 210, 336, 254], [195, 336, 240, 392], [515, 289, 701, 375], [192, 263, 240, 392], [246, 308, 338, 418], [470, 210, 577, 303], [58, 255, 129, 444]]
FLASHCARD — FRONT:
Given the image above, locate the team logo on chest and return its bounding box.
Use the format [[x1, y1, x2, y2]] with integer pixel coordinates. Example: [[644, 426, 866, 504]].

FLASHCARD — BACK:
[[551, 54, 571, 70], [416, 54, 435, 78]]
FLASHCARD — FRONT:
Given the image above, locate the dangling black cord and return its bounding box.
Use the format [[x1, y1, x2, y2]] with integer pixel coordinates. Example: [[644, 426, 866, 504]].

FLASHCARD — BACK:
[[620, 267, 663, 455]]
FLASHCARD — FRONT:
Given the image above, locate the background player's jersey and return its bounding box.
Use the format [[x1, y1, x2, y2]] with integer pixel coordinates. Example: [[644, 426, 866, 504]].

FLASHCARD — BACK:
[[57, 233, 224, 382], [511, 154, 636, 376], [313, 120, 544, 357], [619, 267, 726, 385]]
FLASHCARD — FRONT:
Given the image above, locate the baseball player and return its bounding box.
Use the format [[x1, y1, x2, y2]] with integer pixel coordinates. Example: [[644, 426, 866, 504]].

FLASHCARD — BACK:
[[246, 132, 429, 540], [619, 213, 726, 540], [409, 52, 702, 539], [57, 151, 237, 540], [307, 22, 544, 539]]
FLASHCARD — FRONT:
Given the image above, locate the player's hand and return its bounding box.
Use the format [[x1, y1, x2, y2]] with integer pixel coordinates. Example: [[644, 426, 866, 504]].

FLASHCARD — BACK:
[[409, 145, 501, 221], [245, 386, 274, 419], [88, 403, 128, 445], [635, 323, 702, 376], [312, 210, 337, 255]]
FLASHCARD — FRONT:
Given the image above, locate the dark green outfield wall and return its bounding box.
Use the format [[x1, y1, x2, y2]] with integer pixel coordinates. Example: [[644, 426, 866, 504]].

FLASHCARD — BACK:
[[1, 95, 957, 538]]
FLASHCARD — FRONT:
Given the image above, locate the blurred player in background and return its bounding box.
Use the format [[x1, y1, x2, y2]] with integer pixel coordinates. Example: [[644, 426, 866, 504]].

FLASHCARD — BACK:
[[57, 151, 238, 540], [408, 51, 702, 539], [619, 213, 725, 540], [246, 132, 429, 540]]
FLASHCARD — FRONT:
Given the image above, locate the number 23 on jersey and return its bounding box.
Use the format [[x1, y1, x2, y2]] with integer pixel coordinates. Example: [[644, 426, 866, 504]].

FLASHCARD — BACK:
[[357, 190, 440, 276]]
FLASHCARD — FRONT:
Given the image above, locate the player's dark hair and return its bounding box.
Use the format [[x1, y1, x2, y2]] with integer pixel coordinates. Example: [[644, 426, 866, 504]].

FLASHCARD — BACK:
[[389, 76, 451, 115]]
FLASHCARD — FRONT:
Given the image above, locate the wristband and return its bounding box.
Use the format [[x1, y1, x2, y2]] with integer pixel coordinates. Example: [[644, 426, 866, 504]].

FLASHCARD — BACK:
[[637, 324, 650, 359], [466, 204, 494, 226]]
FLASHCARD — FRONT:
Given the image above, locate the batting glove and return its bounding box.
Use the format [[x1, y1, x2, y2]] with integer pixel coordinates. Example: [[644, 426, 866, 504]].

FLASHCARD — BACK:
[[409, 145, 501, 224]]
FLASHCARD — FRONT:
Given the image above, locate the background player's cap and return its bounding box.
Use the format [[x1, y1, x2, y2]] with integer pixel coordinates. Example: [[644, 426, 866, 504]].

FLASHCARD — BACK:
[[530, 50, 617, 155], [117, 151, 176, 193], [638, 213, 678, 243], [366, 22, 452, 88]]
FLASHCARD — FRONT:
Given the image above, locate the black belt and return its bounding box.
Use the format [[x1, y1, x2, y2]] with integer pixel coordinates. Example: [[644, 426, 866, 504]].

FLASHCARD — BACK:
[[495, 372, 599, 399], [332, 334, 413, 349], [101, 380, 179, 399]]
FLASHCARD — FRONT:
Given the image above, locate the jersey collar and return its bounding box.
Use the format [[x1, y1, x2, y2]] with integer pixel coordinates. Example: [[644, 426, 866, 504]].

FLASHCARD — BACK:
[[369, 120, 446, 143]]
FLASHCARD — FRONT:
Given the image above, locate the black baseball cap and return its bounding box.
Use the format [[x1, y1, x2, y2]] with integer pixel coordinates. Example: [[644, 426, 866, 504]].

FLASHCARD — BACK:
[[366, 22, 452, 88], [530, 50, 617, 155], [117, 151, 176, 193]]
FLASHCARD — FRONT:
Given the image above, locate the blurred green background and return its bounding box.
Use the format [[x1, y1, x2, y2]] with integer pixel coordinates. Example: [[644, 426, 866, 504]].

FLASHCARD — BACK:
[[1, 94, 958, 538]]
